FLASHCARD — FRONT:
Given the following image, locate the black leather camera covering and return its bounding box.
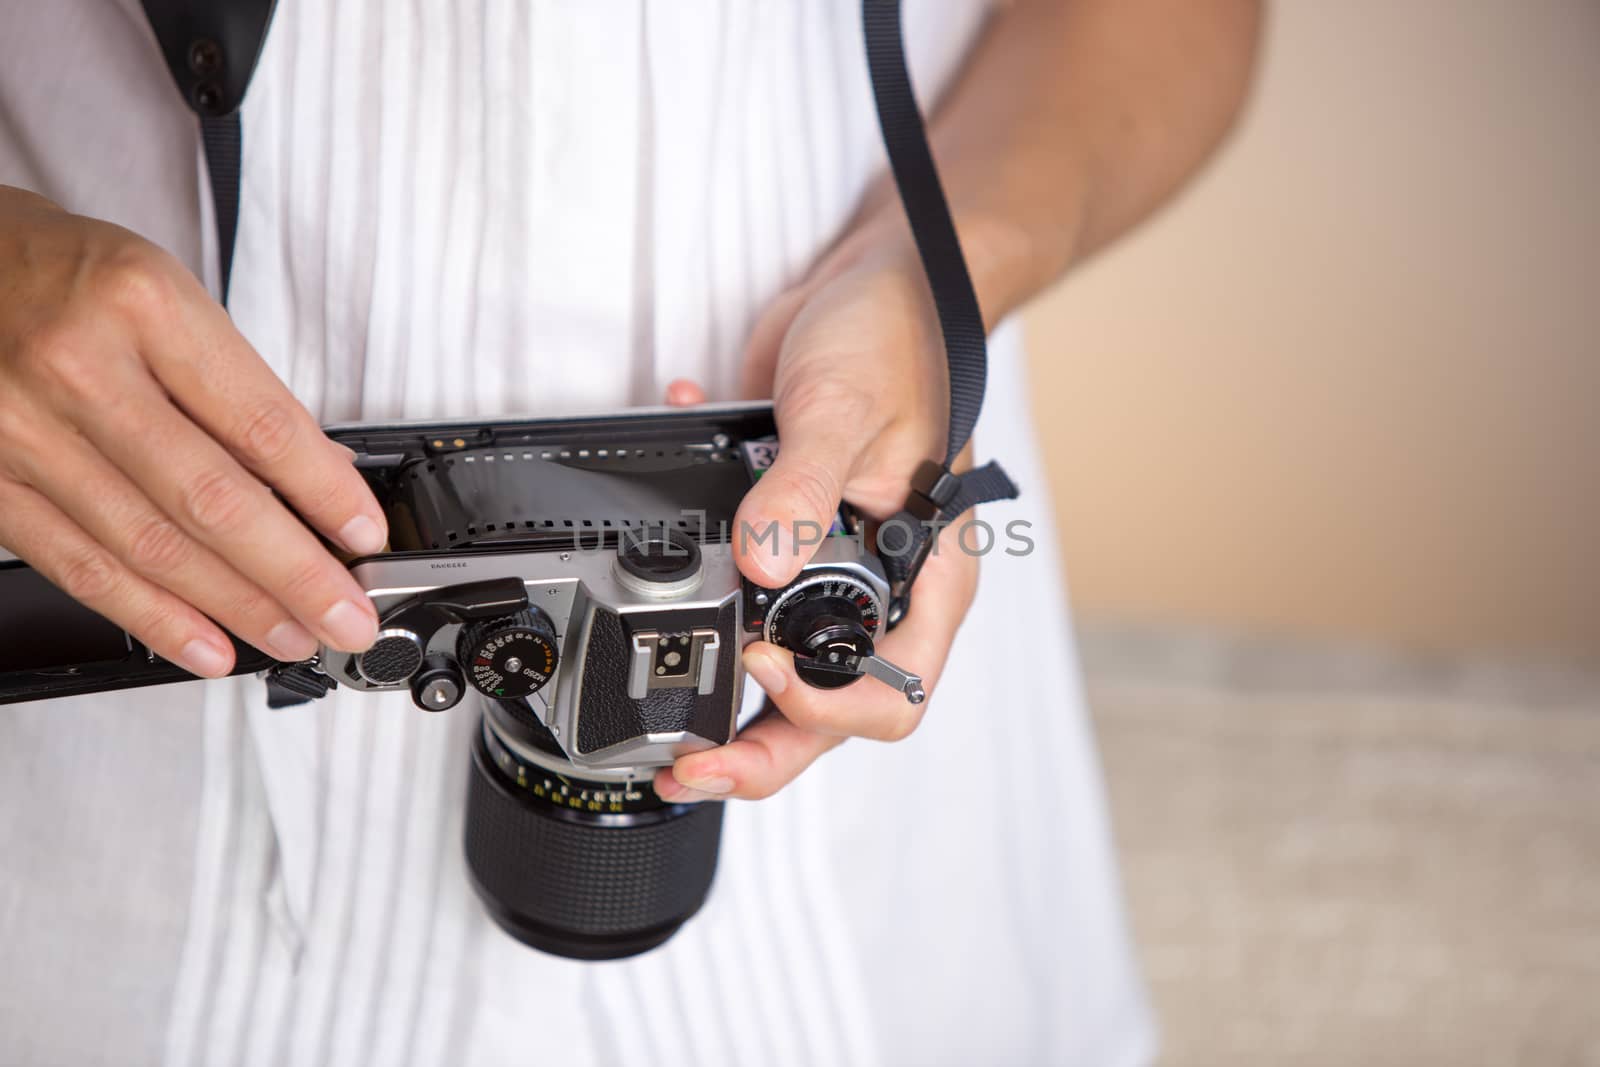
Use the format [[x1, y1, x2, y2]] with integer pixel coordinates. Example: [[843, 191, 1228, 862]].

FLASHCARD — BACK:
[[576, 601, 740, 755], [0, 563, 273, 704], [0, 566, 130, 672]]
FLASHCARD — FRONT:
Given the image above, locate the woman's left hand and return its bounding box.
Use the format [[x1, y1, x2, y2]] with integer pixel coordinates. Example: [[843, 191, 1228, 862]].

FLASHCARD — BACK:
[[654, 225, 981, 803]]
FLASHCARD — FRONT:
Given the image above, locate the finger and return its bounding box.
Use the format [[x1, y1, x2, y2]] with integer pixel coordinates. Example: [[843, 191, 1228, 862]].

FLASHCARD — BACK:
[[654, 703, 843, 802], [656, 553, 969, 801], [732, 383, 880, 588], [114, 257, 387, 556], [58, 368, 378, 652], [738, 285, 810, 401], [739, 545, 978, 741], [0, 478, 236, 677], [664, 379, 707, 406], [5, 419, 319, 662]]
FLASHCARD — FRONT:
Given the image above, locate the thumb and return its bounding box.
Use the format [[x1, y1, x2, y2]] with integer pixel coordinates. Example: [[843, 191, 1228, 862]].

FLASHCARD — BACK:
[[733, 394, 867, 588]]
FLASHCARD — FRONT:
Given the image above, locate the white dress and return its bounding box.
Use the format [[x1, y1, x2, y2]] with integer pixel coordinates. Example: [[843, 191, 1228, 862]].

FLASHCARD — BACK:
[[0, 2, 1154, 1065]]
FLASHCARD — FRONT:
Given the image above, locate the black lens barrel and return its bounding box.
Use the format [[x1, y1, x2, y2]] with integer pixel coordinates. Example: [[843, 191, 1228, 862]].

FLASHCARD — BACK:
[[462, 727, 724, 960]]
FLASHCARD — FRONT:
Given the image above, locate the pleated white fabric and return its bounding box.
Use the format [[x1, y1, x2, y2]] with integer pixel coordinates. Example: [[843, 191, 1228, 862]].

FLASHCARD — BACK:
[[0, 2, 1154, 1065]]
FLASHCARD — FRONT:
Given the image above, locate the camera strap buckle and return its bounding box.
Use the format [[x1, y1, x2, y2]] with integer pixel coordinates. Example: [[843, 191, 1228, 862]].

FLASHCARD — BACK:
[[879, 460, 1019, 626], [263, 661, 336, 708]]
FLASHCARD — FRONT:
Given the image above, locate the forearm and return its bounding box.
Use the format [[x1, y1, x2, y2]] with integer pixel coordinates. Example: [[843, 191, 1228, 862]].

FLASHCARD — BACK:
[[848, 0, 1264, 324]]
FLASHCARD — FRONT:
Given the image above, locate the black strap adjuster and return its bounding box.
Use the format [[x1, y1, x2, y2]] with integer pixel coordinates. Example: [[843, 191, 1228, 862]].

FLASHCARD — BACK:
[[880, 460, 1020, 626]]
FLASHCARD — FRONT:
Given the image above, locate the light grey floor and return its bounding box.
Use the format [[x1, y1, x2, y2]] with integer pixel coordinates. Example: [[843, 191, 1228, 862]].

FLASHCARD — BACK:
[[1079, 627, 1600, 1067]]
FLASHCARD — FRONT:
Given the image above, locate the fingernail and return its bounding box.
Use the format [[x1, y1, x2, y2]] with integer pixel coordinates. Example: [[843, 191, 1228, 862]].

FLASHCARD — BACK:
[[338, 515, 386, 555], [681, 774, 735, 795], [336, 443, 359, 461], [265, 620, 319, 662], [321, 599, 377, 651], [740, 519, 793, 586], [178, 638, 232, 679], [742, 647, 788, 696]]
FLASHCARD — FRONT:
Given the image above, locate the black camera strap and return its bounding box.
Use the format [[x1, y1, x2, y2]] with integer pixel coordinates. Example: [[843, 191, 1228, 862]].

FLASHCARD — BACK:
[[862, 1, 1019, 623], [141, 0, 1018, 621]]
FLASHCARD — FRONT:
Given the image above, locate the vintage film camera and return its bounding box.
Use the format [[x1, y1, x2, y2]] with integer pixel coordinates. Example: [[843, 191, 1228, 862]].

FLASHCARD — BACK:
[[0, 404, 928, 959]]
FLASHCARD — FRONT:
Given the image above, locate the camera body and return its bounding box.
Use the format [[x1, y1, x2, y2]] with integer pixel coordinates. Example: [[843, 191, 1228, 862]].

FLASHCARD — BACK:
[[309, 403, 899, 764], [0, 402, 918, 959]]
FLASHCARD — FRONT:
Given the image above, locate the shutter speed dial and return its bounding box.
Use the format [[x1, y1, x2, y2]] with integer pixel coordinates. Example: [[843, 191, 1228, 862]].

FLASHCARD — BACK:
[[457, 607, 560, 699], [763, 572, 925, 704]]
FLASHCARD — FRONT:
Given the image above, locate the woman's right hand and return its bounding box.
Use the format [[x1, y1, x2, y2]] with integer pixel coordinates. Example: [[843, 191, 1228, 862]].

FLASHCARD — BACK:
[[0, 186, 384, 678]]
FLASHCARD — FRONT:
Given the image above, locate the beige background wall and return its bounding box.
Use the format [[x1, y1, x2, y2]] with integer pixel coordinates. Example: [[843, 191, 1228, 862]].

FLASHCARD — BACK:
[[1025, 1, 1600, 660]]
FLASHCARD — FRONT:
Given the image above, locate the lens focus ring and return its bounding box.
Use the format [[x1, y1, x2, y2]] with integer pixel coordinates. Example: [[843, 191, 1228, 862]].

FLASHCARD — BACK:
[[463, 730, 723, 960]]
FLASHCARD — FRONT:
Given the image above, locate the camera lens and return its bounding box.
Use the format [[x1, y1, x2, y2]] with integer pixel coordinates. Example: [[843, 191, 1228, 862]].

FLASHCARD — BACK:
[[462, 701, 724, 960]]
